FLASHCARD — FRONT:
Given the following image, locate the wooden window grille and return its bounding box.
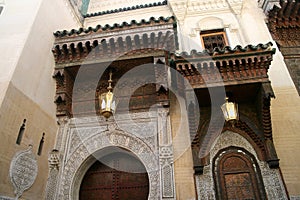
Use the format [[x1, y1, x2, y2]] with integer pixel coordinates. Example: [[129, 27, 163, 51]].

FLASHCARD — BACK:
[[200, 29, 228, 51]]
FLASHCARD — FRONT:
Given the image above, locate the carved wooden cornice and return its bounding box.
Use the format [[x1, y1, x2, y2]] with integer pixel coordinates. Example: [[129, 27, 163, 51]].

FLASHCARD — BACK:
[[52, 16, 177, 67], [267, 0, 300, 46], [169, 42, 276, 88]]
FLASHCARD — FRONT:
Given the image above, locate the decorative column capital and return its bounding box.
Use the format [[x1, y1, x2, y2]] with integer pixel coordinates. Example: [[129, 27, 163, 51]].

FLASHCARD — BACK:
[[49, 149, 60, 170]]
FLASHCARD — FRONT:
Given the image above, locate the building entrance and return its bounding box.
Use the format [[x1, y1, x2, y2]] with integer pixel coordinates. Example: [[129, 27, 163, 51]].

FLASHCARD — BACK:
[[79, 150, 149, 200]]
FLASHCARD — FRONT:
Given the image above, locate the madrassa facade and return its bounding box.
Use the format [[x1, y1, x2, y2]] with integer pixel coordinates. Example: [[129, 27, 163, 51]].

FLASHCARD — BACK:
[[0, 0, 299, 199]]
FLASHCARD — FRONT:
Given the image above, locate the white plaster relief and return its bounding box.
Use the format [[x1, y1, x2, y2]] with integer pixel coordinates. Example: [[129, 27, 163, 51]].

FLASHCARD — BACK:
[[55, 24, 174, 47], [195, 131, 288, 200], [157, 107, 176, 199], [48, 110, 178, 200], [169, 0, 243, 17], [9, 146, 38, 199], [59, 129, 159, 199]]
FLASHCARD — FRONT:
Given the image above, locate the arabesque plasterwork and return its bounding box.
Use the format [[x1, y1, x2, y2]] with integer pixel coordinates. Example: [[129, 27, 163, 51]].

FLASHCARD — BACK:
[[195, 131, 288, 200], [46, 110, 176, 200]]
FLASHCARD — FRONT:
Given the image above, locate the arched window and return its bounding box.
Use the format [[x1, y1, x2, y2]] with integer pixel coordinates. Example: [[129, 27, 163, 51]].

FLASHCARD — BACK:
[[213, 147, 266, 200]]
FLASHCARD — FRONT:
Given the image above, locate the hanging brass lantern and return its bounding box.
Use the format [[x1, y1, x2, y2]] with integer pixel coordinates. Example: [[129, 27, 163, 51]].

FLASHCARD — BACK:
[[99, 70, 116, 119], [221, 97, 239, 122]]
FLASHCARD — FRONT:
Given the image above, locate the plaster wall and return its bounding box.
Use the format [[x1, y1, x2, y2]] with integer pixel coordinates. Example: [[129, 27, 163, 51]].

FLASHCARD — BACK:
[[10, 0, 79, 116], [0, 0, 78, 199], [271, 87, 300, 197], [87, 0, 163, 14], [0, 0, 42, 107], [0, 83, 57, 199], [169, 0, 300, 196], [241, 1, 300, 196], [169, 93, 196, 200]]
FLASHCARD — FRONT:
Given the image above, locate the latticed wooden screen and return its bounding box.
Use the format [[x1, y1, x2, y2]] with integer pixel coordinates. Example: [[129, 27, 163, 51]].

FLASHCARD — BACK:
[[200, 30, 228, 51]]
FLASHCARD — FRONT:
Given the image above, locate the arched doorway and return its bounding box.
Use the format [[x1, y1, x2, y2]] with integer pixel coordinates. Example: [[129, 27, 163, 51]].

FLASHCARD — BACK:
[[213, 147, 266, 200], [79, 149, 149, 200]]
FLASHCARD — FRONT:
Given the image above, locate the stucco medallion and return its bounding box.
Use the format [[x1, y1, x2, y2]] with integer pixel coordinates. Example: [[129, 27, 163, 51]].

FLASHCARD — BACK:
[[9, 145, 38, 199]]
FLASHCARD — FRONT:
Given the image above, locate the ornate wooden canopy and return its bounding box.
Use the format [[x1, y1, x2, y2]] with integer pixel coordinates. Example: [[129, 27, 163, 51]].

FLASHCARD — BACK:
[[167, 43, 279, 172], [52, 15, 279, 172], [267, 0, 300, 47], [169, 43, 275, 88], [267, 0, 300, 94], [52, 16, 177, 67]]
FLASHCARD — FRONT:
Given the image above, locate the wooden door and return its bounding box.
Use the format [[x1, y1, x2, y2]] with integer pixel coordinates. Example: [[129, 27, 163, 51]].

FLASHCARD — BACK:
[[79, 151, 149, 200], [214, 148, 266, 200]]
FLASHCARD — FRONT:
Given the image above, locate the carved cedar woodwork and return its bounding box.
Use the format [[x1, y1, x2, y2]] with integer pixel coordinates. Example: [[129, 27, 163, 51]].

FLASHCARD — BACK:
[[52, 17, 177, 66], [267, 0, 300, 47], [169, 43, 275, 88], [267, 0, 300, 94], [52, 17, 177, 117], [191, 83, 279, 174], [195, 131, 288, 200], [177, 43, 279, 172], [213, 147, 267, 200], [261, 82, 279, 168]]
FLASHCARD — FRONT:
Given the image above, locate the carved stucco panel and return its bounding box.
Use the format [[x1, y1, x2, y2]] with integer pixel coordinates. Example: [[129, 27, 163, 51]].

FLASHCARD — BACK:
[[9, 146, 38, 199], [58, 127, 160, 200]]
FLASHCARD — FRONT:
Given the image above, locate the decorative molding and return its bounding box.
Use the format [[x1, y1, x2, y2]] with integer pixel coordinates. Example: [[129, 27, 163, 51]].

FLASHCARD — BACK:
[[170, 42, 275, 88], [157, 107, 175, 199], [45, 150, 60, 200], [47, 109, 178, 199], [169, 0, 243, 22], [57, 126, 159, 199], [9, 146, 38, 199]]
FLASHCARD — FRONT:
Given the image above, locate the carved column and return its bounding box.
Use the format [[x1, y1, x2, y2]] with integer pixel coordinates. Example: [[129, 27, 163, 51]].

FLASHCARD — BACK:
[[54, 116, 70, 152], [45, 150, 60, 200], [45, 116, 70, 200], [158, 108, 176, 199], [154, 56, 176, 199]]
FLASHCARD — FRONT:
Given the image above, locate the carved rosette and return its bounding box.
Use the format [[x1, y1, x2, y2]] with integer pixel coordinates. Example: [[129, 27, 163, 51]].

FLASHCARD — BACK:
[[9, 145, 38, 199]]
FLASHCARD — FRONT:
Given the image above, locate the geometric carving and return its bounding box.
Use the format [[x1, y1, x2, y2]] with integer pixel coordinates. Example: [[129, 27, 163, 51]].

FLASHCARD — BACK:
[[9, 145, 38, 199], [46, 150, 59, 200], [157, 107, 176, 199], [52, 17, 176, 65], [162, 164, 174, 198], [195, 131, 288, 200], [48, 149, 60, 170], [171, 42, 275, 88], [54, 117, 160, 200], [214, 149, 266, 199]]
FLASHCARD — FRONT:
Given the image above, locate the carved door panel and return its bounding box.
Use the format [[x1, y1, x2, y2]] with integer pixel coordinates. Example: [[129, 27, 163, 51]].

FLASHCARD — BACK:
[[214, 149, 266, 200], [79, 151, 149, 200]]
